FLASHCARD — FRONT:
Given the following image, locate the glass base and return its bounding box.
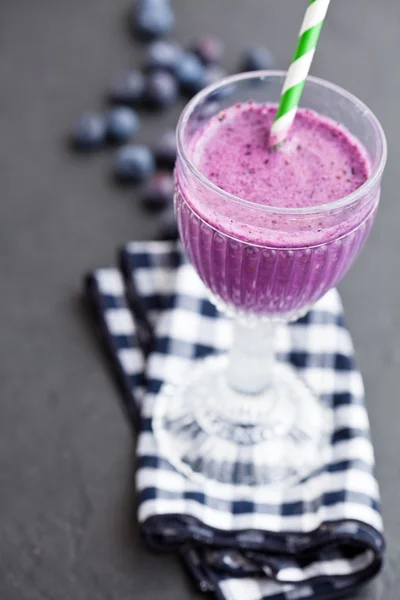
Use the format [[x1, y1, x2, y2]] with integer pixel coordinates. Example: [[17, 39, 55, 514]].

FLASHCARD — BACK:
[[153, 355, 333, 488]]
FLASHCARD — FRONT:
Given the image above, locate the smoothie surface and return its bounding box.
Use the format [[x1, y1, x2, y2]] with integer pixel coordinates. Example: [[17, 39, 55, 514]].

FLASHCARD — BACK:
[[189, 102, 370, 209]]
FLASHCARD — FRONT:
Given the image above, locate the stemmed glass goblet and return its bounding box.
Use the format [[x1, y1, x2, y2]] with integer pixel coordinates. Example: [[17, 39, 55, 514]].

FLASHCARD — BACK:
[[154, 72, 387, 489]]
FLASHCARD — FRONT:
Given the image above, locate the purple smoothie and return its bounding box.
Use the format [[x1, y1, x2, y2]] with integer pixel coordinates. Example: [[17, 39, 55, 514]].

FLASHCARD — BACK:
[[175, 102, 378, 317]]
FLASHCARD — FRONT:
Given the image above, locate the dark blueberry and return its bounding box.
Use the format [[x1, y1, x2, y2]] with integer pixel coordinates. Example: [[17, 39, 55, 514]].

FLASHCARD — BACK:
[[109, 70, 145, 105], [106, 107, 140, 143], [154, 130, 177, 168], [202, 65, 227, 90], [191, 35, 224, 65], [144, 70, 179, 108], [194, 100, 221, 122], [71, 112, 106, 150], [241, 45, 275, 72], [115, 144, 155, 182], [176, 52, 206, 95], [146, 40, 183, 72], [158, 206, 179, 240], [143, 172, 174, 210], [133, 0, 174, 40], [135, 0, 170, 10]]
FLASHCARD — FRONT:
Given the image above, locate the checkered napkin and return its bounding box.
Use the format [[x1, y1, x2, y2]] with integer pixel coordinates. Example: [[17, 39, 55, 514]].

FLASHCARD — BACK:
[[84, 240, 385, 600]]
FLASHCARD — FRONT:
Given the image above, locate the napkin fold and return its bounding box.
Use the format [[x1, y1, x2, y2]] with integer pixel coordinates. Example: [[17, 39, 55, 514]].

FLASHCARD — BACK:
[[84, 240, 384, 600]]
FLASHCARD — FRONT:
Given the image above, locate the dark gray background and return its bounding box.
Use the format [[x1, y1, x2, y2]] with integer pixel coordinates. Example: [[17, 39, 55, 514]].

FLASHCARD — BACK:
[[0, 1, 398, 598]]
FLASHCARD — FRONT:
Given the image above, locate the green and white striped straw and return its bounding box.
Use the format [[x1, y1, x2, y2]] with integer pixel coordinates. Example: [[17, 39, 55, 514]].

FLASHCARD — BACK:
[[269, 0, 331, 149]]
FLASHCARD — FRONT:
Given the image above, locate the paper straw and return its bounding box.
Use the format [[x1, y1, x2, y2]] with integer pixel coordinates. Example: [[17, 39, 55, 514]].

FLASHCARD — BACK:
[[269, 0, 331, 149]]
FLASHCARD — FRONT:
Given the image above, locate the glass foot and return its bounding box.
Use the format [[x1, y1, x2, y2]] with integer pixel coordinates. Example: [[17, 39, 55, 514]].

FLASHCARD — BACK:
[[153, 355, 333, 488]]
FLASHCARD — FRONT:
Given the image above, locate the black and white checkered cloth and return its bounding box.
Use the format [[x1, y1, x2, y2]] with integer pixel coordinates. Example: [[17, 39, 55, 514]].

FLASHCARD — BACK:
[[85, 240, 385, 600]]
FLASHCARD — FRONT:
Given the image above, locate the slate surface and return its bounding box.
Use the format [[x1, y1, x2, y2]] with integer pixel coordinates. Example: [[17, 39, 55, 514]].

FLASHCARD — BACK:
[[0, 1, 398, 598]]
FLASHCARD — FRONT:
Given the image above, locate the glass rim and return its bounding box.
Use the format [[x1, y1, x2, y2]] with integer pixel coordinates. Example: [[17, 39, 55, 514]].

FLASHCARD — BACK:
[[176, 70, 387, 216]]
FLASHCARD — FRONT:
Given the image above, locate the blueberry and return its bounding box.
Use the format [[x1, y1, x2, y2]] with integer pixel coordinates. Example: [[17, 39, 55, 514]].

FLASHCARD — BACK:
[[71, 112, 106, 150], [154, 130, 177, 168], [191, 35, 224, 65], [194, 100, 221, 123], [176, 53, 205, 95], [202, 66, 232, 101], [158, 206, 179, 240], [241, 46, 275, 72], [109, 70, 145, 105], [202, 65, 227, 89], [133, 0, 174, 40], [106, 107, 140, 143], [146, 40, 183, 72], [115, 144, 155, 182], [136, 0, 170, 9], [144, 70, 179, 108], [144, 172, 174, 210]]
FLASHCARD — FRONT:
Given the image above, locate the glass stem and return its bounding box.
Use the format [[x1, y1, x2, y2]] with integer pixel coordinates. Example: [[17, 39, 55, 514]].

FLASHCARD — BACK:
[[226, 319, 276, 395]]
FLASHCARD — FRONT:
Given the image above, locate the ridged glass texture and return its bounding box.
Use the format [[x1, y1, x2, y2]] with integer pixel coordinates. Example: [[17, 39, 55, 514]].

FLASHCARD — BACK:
[[176, 188, 375, 318]]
